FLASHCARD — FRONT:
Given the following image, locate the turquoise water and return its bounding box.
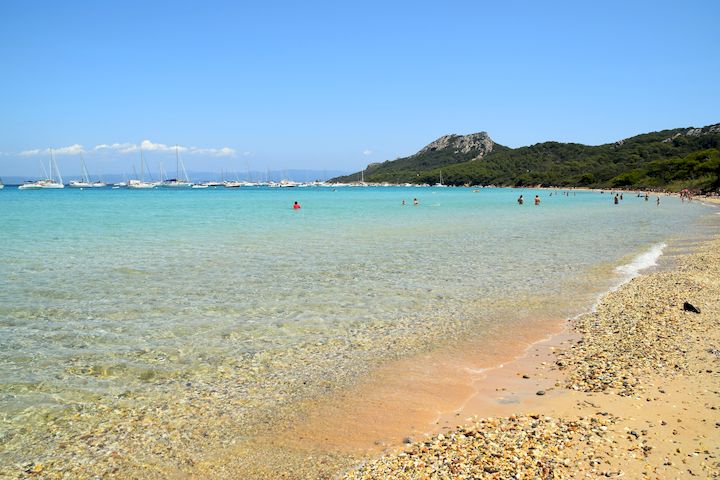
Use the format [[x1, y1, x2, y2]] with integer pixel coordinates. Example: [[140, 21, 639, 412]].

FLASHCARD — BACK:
[[0, 186, 718, 474]]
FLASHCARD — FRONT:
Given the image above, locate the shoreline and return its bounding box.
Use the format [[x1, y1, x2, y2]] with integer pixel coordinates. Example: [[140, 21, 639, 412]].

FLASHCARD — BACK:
[[187, 231, 717, 478], [341, 233, 720, 479]]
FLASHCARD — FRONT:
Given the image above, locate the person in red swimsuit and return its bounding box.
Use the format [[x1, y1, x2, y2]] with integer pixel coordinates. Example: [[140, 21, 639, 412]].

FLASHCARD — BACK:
[[293, 201, 301, 209]]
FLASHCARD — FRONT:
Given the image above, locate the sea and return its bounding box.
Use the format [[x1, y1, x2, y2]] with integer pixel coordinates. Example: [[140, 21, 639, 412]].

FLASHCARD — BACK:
[[0, 186, 718, 475]]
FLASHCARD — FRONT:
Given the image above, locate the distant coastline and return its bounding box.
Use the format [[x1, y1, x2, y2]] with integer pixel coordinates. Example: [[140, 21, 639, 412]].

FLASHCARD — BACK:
[[333, 123, 720, 193]]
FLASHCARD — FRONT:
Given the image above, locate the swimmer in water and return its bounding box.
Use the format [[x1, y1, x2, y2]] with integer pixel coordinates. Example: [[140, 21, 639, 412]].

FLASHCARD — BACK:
[[293, 201, 301, 209], [534, 195, 540, 205], [413, 198, 419, 206], [517, 195, 524, 205]]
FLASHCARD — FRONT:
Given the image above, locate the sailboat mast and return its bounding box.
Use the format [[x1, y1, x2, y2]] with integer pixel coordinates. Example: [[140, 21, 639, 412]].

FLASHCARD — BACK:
[[55, 150, 63, 184], [40, 158, 49, 179], [176, 145, 179, 180], [81, 153, 89, 182], [140, 147, 145, 182], [179, 148, 189, 182]]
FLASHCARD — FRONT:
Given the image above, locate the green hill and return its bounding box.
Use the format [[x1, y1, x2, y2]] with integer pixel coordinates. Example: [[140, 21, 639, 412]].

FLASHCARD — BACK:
[[333, 124, 720, 192]]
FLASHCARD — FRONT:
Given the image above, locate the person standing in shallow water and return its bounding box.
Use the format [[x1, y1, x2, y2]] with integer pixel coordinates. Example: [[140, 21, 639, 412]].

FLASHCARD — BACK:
[[413, 198, 419, 206], [534, 195, 540, 205], [517, 195, 524, 205], [614, 194, 619, 205], [293, 201, 301, 209]]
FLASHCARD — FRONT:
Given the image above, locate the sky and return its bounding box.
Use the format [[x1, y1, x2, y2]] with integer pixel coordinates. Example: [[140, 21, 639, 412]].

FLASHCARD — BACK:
[[1, 0, 719, 177]]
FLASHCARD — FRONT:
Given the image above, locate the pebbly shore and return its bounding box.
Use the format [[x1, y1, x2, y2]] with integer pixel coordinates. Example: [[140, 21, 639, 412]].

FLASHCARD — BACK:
[[343, 235, 720, 479]]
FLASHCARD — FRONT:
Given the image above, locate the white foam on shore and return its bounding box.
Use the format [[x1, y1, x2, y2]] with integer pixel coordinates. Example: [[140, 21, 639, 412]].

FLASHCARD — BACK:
[[569, 241, 669, 322], [614, 242, 667, 279]]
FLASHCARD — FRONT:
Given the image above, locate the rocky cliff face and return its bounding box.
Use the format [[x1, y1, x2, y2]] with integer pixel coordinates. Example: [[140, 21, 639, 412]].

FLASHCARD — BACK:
[[414, 131, 495, 160]]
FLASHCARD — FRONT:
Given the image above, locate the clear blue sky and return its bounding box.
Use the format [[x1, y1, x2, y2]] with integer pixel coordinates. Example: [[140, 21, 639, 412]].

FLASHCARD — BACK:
[[1, 0, 718, 176]]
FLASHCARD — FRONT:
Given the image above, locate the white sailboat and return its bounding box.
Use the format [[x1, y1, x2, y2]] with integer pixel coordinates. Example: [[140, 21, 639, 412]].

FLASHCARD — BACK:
[[127, 147, 155, 189], [68, 154, 94, 188], [0, 177, 4, 189], [160, 146, 193, 188], [19, 149, 65, 189], [434, 170, 447, 187]]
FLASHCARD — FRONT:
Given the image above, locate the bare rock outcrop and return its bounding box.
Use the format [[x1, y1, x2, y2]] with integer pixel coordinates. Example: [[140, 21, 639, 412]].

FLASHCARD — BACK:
[[414, 132, 494, 161]]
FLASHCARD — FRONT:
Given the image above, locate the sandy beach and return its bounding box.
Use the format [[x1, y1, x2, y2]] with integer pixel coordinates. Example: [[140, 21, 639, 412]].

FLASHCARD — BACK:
[[338, 235, 720, 478]]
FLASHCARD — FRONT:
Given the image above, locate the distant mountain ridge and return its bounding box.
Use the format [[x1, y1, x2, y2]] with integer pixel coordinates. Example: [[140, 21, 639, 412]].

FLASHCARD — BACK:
[[332, 123, 720, 191]]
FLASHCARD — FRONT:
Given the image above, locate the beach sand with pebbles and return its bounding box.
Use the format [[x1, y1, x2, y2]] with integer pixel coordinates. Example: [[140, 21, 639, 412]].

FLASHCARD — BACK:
[[340, 235, 720, 479]]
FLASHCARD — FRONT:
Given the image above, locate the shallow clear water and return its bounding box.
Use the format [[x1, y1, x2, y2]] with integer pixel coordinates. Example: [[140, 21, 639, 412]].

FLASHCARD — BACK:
[[0, 186, 718, 471]]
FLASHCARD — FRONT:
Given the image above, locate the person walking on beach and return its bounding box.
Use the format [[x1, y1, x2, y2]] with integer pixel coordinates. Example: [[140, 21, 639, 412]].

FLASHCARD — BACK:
[[534, 195, 540, 205], [517, 195, 524, 205], [614, 194, 619, 205], [293, 201, 301, 209]]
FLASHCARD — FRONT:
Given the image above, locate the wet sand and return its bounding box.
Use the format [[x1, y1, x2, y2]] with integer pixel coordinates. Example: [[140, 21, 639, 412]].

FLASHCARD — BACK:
[[189, 316, 573, 479]]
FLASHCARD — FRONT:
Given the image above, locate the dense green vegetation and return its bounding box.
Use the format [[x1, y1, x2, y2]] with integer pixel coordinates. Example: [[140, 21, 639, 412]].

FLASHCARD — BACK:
[[333, 125, 720, 192]]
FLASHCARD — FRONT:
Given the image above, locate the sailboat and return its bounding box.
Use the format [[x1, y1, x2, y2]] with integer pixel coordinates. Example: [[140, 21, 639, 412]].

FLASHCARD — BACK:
[[223, 170, 242, 188], [0, 177, 4, 189], [160, 146, 193, 188], [69, 154, 94, 188], [127, 147, 155, 189], [434, 170, 447, 187], [19, 149, 65, 189]]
